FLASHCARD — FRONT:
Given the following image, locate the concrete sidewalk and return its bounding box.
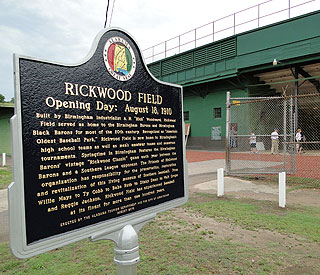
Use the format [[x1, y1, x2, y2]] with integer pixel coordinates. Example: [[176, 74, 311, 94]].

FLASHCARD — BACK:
[[0, 189, 9, 243], [187, 159, 278, 194], [193, 176, 277, 194], [0, 189, 8, 212]]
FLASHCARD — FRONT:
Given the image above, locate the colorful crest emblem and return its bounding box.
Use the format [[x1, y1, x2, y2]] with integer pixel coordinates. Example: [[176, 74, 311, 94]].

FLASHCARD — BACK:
[[103, 36, 136, 81]]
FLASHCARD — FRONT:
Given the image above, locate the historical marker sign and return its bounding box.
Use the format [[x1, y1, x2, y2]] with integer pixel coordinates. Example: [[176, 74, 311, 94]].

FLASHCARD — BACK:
[[9, 28, 188, 258]]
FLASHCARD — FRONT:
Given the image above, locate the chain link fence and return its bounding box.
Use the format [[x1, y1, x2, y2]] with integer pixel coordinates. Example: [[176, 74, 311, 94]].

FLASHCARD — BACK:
[[226, 92, 320, 182]]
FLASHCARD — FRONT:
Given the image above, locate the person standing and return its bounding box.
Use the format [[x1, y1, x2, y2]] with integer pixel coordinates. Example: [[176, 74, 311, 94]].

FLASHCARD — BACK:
[[230, 126, 237, 148], [249, 131, 258, 154], [296, 128, 302, 154], [271, 128, 279, 154]]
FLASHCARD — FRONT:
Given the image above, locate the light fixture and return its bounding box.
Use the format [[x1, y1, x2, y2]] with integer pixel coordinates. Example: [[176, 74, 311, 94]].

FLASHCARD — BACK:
[[273, 58, 281, 66]]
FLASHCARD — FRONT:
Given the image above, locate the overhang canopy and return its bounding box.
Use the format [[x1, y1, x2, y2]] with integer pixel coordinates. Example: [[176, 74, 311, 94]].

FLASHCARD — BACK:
[[254, 62, 320, 95]]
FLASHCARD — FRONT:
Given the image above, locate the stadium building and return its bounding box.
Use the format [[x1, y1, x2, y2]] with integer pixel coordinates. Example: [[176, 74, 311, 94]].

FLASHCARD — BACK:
[[147, 10, 320, 150]]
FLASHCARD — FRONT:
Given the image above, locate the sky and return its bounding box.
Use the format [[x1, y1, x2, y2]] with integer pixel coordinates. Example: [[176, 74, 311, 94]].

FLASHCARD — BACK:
[[0, 0, 319, 101]]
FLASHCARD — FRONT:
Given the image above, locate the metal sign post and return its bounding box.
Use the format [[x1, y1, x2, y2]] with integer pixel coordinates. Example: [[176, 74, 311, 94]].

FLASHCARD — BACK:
[[90, 213, 156, 274], [225, 91, 231, 175]]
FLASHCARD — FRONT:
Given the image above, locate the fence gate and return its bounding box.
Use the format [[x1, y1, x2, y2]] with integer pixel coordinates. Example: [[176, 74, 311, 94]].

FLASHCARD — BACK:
[[226, 92, 296, 175]]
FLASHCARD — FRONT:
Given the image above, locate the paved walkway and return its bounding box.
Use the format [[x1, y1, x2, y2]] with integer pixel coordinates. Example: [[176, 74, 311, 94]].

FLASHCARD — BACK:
[[0, 189, 8, 242], [187, 158, 278, 195], [0, 189, 7, 212], [194, 176, 277, 194]]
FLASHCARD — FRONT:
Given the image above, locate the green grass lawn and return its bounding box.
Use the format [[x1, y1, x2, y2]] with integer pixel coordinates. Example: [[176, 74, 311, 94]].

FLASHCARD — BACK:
[[0, 221, 295, 275], [1, 167, 320, 274], [0, 167, 12, 190], [186, 194, 320, 242], [1, 193, 320, 274]]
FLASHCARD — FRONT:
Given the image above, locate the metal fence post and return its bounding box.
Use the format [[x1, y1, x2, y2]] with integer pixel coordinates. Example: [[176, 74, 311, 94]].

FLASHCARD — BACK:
[[283, 97, 287, 170], [290, 97, 296, 172], [294, 67, 298, 131], [226, 91, 231, 174], [258, 4, 260, 27], [288, 0, 291, 18], [212, 21, 215, 42], [164, 41, 167, 58]]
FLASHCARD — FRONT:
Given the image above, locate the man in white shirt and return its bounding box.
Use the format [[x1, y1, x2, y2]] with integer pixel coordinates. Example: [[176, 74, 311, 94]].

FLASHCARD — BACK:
[[296, 128, 302, 154], [271, 129, 279, 154]]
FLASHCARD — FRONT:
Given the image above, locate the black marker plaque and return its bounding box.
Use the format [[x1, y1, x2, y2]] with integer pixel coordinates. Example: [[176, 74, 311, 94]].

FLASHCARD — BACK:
[[11, 28, 187, 251]]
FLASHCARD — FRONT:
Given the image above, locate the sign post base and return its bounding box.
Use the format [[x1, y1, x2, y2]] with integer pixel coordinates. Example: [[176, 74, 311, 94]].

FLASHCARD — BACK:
[[114, 225, 139, 275], [90, 214, 155, 274]]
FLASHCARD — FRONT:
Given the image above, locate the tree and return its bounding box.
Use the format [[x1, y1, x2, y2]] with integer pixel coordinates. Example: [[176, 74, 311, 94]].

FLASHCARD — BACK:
[[0, 94, 5, 103]]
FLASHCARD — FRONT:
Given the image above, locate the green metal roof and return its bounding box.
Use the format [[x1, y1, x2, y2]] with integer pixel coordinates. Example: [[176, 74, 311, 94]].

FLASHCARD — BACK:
[[0, 102, 14, 108], [147, 10, 320, 88]]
